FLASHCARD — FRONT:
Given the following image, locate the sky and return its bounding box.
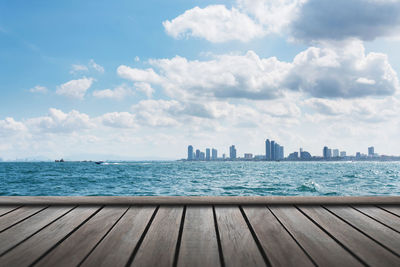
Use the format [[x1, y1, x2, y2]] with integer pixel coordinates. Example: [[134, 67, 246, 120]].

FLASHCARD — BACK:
[[1, 0, 400, 160]]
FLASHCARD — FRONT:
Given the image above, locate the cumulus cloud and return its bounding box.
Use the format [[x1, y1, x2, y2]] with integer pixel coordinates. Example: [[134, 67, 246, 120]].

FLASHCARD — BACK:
[[290, 0, 400, 42], [29, 85, 47, 93], [70, 59, 104, 74], [164, 0, 400, 43], [100, 112, 137, 128], [0, 117, 27, 136], [27, 108, 93, 133], [56, 77, 94, 99], [118, 42, 399, 100], [70, 64, 88, 74], [89, 59, 105, 73], [163, 5, 266, 43], [93, 84, 134, 100]]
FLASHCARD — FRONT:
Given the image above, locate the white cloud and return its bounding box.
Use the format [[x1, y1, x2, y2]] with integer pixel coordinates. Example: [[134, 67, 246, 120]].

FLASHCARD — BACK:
[[93, 84, 134, 100], [118, 42, 399, 100], [70, 64, 88, 74], [56, 77, 94, 99], [70, 59, 104, 74], [29, 85, 47, 93], [0, 117, 27, 136], [163, 5, 266, 43], [100, 112, 137, 128], [134, 82, 154, 98], [89, 59, 105, 73]]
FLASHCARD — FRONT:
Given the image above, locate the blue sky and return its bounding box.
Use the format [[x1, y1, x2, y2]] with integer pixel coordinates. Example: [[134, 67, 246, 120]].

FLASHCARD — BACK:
[[1, 0, 400, 160]]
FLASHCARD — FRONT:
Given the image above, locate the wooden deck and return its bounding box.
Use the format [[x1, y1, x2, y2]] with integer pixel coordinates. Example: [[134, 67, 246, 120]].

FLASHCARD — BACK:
[[0, 197, 399, 266]]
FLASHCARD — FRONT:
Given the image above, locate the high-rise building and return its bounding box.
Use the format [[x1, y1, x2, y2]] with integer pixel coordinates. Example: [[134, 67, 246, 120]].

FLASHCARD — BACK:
[[271, 141, 275, 160], [265, 139, 271, 160], [274, 143, 280, 160], [279, 145, 284, 159], [323, 146, 329, 159], [332, 149, 339, 157], [340, 151, 346, 157], [206, 148, 211, 161], [187, 145, 193, 160], [229, 145, 237, 159], [368, 146, 374, 157], [327, 149, 332, 158], [244, 153, 253, 159], [356, 152, 361, 159], [195, 149, 200, 160], [199, 152, 205, 161], [212, 148, 218, 160]]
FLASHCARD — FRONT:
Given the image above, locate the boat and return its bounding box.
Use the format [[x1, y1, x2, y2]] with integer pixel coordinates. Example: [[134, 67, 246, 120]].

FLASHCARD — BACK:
[[95, 161, 104, 165]]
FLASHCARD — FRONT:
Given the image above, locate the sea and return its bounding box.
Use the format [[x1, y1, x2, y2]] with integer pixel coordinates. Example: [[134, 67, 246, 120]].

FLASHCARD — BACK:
[[0, 161, 399, 196]]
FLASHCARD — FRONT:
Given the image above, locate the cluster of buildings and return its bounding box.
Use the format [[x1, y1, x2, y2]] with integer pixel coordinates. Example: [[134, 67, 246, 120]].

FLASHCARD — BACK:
[[322, 146, 378, 159], [187, 145, 219, 161], [265, 139, 284, 160]]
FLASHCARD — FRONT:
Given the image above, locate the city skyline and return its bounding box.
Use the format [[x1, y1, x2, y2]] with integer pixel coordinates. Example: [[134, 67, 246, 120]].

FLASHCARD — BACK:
[[1, 0, 400, 160]]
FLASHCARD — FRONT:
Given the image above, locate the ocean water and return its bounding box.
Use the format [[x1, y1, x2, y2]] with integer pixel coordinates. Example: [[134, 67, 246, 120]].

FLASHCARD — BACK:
[[0, 161, 399, 196]]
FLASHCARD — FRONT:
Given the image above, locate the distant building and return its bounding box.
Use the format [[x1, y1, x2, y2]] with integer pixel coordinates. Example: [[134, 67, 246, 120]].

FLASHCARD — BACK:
[[323, 146, 332, 159], [187, 145, 193, 160], [212, 148, 218, 160], [300, 151, 312, 160], [332, 149, 339, 157], [356, 152, 361, 159], [265, 139, 271, 160], [368, 146, 374, 157], [229, 145, 237, 159], [340, 151, 346, 157], [279, 145, 284, 160], [195, 149, 200, 160], [271, 141, 275, 160], [288, 152, 299, 160], [222, 153, 226, 159], [244, 153, 253, 159], [206, 148, 211, 161], [254, 155, 266, 160], [199, 152, 205, 161]]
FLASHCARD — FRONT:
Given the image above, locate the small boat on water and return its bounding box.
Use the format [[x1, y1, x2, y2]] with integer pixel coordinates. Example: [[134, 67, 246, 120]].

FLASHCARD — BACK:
[[55, 158, 65, 162], [95, 161, 104, 165]]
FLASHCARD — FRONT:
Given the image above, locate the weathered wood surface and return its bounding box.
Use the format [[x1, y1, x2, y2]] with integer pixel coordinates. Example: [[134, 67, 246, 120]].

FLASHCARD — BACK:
[[0, 201, 399, 267], [0, 196, 399, 205]]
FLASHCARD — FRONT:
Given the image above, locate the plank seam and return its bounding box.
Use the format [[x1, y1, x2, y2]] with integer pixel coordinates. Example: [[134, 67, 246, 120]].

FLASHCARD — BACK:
[[212, 205, 225, 267], [375, 205, 400, 219], [0, 206, 22, 218], [173, 205, 186, 267], [295, 205, 368, 266], [78, 206, 131, 266], [351, 206, 400, 234], [124, 205, 159, 267], [239, 205, 271, 267], [0, 205, 77, 258], [0, 206, 48, 234], [28, 205, 104, 267], [322, 206, 400, 258], [266, 206, 317, 267]]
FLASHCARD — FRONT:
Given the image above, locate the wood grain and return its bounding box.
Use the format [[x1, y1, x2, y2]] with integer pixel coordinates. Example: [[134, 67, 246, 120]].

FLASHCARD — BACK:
[[354, 205, 400, 232], [0, 206, 100, 266], [130, 206, 183, 267], [81, 206, 156, 267], [215, 206, 266, 267], [0, 206, 19, 217], [379, 205, 400, 217], [177, 206, 220, 267], [35, 206, 128, 267], [270, 205, 361, 267], [243, 205, 314, 267], [0, 206, 46, 232]]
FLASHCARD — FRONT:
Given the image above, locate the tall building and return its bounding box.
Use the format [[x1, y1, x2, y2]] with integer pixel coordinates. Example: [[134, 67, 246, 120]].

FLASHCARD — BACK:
[[327, 149, 332, 158], [212, 148, 218, 160], [280, 145, 284, 159], [332, 149, 339, 157], [187, 145, 193, 160], [368, 146, 374, 156], [340, 151, 346, 157], [271, 141, 275, 160], [199, 152, 205, 161], [195, 149, 200, 160], [206, 148, 211, 161], [229, 145, 237, 159], [265, 139, 271, 160], [244, 153, 253, 159], [323, 146, 329, 159]]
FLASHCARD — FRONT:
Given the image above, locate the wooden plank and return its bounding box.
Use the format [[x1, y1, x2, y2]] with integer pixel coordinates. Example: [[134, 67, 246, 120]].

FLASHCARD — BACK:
[[243, 206, 314, 267], [177, 206, 220, 267], [326, 206, 400, 255], [35, 206, 128, 267], [130, 206, 183, 267], [379, 205, 400, 217], [215, 206, 266, 267], [0, 206, 73, 255], [300, 206, 399, 266], [354, 205, 400, 232], [0, 206, 46, 232], [81, 206, 156, 267], [0, 206, 100, 266], [0, 206, 19, 217], [269, 206, 361, 267], [0, 196, 399, 205]]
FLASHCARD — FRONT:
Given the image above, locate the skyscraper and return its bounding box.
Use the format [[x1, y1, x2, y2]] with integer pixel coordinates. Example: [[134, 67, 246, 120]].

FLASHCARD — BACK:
[[229, 145, 237, 159], [206, 148, 211, 161], [332, 149, 339, 157], [271, 140, 275, 160], [195, 149, 200, 160], [187, 145, 193, 160], [265, 139, 271, 160], [323, 146, 329, 159], [212, 148, 218, 160], [274, 143, 279, 160], [368, 146, 374, 157], [199, 152, 205, 161]]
